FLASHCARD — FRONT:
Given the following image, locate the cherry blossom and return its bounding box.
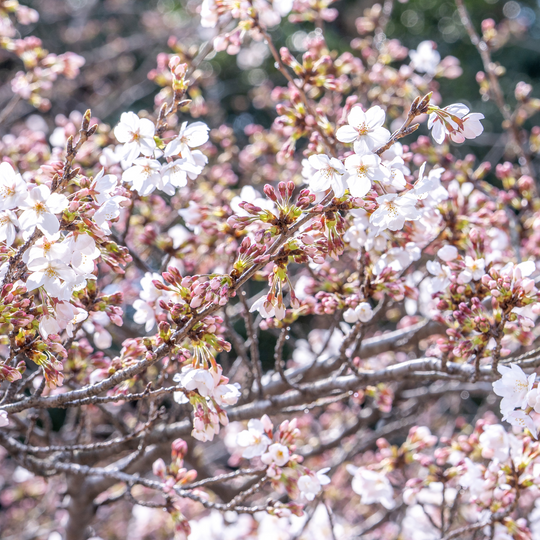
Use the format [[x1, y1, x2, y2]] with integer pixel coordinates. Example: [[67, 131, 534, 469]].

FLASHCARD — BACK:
[[0, 210, 19, 245], [160, 158, 202, 190], [336, 105, 391, 155], [176, 367, 216, 398], [458, 256, 485, 284], [297, 468, 331, 501], [505, 410, 538, 439], [164, 121, 210, 164], [123, 157, 164, 196], [493, 364, 536, 417], [237, 419, 272, 458], [306, 154, 347, 196], [0, 409, 8, 427], [344, 153, 387, 197], [26, 258, 77, 298], [347, 466, 395, 509], [343, 302, 374, 324], [479, 424, 510, 462], [91, 169, 118, 205], [114, 112, 157, 164], [370, 192, 420, 232], [213, 383, 241, 406], [437, 245, 458, 262], [261, 443, 290, 467], [0, 162, 27, 210], [93, 195, 128, 233], [18, 185, 69, 236], [426, 260, 451, 293], [428, 103, 485, 144], [409, 40, 441, 75]]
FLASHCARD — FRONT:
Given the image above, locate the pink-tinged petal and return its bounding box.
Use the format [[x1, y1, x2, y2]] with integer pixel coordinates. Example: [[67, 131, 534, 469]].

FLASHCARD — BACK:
[[365, 105, 386, 129], [347, 106, 366, 129], [139, 138, 157, 156], [47, 193, 69, 214], [369, 127, 391, 148], [353, 138, 372, 155], [308, 154, 330, 170], [38, 212, 60, 236], [138, 118, 155, 138], [445, 103, 469, 117], [336, 125, 358, 143], [450, 133, 465, 144], [388, 215, 405, 231], [164, 138, 182, 157], [120, 111, 140, 131], [348, 176, 371, 197], [309, 171, 331, 193], [33, 185, 51, 202], [113, 124, 131, 143], [332, 174, 347, 197], [18, 210, 36, 231], [26, 271, 46, 291], [431, 122, 446, 144], [57, 266, 77, 281]]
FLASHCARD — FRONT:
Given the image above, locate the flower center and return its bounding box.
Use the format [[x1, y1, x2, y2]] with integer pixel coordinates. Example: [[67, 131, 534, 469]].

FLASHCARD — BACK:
[[33, 201, 47, 215], [45, 266, 59, 279], [322, 166, 337, 179], [383, 201, 398, 218], [356, 165, 368, 177], [357, 123, 369, 136], [0, 186, 15, 199]]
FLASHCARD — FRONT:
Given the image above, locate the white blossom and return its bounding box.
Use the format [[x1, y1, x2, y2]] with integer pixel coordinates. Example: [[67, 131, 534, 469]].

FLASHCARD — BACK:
[[122, 158, 164, 196], [26, 258, 76, 298], [114, 112, 157, 164], [306, 154, 347, 196], [344, 153, 387, 197], [214, 383, 241, 406], [505, 410, 538, 439], [237, 419, 271, 458], [164, 121, 210, 164], [69, 234, 100, 275], [176, 367, 216, 398], [261, 442, 290, 467], [40, 302, 88, 339], [160, 158, 202, 190], [370, 192, 420, 232], [492, 363, 535, 417], [93, 195, 127, 233], [409, 40, 441, 75], [297, 468, 331, 501], [426, 261, 451, 293], [0, 409, 8, 427], [19, 185, 69, 236], [527, 387, 540, 413], [0, 210, 19, 245], [343, 302, 374, 324], [336, 105, 391, 155], [428, 103, 484, 144], [347, 466, 395, 509], [92, 169, 118, 205], [437, 245, 458, 262], [0, 162, 27, 210], [133, 299, 156, 332], [479, 424, 510, 462], [458, 256, 485, 284]]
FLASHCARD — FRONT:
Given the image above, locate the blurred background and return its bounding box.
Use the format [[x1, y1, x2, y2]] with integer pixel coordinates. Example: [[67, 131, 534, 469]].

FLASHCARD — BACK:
[[1, 0, 540, 153]]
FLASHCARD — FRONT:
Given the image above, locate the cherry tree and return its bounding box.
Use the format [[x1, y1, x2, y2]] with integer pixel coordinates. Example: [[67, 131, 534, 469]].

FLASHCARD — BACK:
[[2, 0, 540, 539]]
